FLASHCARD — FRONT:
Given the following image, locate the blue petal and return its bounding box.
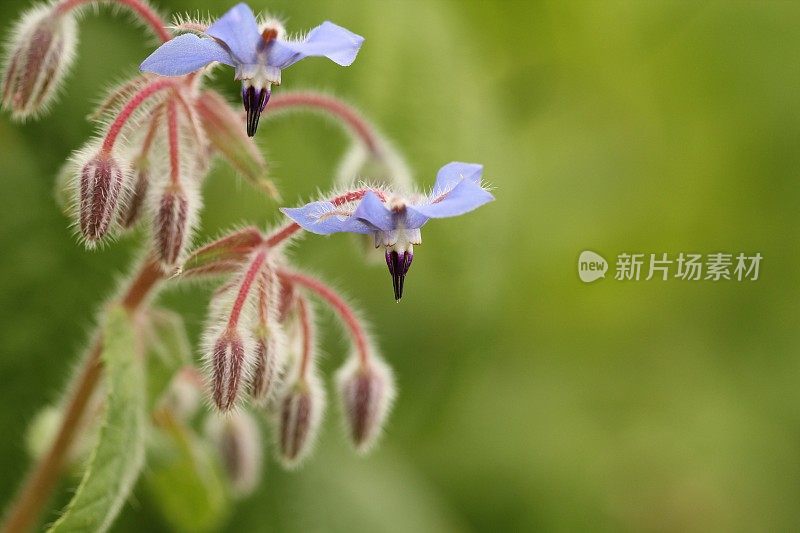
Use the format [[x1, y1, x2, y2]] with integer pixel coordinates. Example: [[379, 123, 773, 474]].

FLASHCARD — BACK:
[[267, 21, 364, 69], [409, 179, 494, 219], [205, 3, 260, 64], [281, 202, 373, 235], [140, 34, 234, 76], [433, 162, 483, 194], [352, 191, 395, 231]]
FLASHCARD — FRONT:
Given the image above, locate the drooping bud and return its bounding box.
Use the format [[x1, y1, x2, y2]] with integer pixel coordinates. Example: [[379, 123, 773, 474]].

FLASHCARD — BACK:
[[78, 151, 126, 246], [336, 355, 396, 453], [250, 269, 286, 404], [1, 5, 78, 120], [242, 83, 270, 137], [119, 165, 149, 228], [159, 367, 202, 421], [276, 372, 325, 469], [207, 329, 250, 412], [205, 410, 262, 497], [154, 182, 199, 269]]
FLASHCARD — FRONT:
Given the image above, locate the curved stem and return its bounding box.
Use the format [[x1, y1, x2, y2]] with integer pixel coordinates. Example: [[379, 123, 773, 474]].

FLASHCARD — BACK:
[[166, 97, 180, 187], [101, 78, 176, 154], [137, 104, 162, 162], [1, 258, 164, 533], [55, 0, 172, 43], [266, 92, 382, 155], [280, 270, 371, 368], [227, 251, 267, 329], [296, 295, 313, 379]]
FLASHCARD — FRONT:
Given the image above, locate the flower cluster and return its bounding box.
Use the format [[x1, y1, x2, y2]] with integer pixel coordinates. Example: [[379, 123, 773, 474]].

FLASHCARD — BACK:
[[1, 0, 495, 525]]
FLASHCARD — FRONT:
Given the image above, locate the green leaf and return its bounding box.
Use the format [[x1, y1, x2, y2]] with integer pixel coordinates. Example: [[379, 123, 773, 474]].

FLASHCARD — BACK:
[[48, 306, 146, 533], [144, 308, 192, 412], [180, 227, 263, 279], [195, 90, 278, 199], [145, 413, 231, 533]]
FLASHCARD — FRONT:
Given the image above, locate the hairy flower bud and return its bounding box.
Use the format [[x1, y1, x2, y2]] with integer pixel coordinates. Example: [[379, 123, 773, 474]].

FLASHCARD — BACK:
[[1, 5, 77, 120], [119, 165, 149, 228], [249, 268, 285, 404], [154, 182, 198, 269], [78, 151, 126, 245], [250, 327, 285, 405], [207, 329, 250, 412], [205, 410, 262, 497], [336, 355, 396, 453], [159, 368, 202, 421], [277, 373, 325, 469]]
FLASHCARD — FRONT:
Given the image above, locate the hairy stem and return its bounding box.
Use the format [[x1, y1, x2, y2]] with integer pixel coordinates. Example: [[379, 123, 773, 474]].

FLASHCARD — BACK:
[[166, 97, 180, 187], [101, 78, 176, 154], [280, 270, 371, 368], [1, 259, 164, 533], [227, 251, 267, 329], [55, 0, 172, 43], [296, 295, 313, 379], [267, 92, 382, 155]]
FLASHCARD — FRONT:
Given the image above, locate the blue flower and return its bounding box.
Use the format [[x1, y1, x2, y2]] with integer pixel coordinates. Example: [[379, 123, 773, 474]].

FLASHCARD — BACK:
[[140, 3, 364, 136], [281, 162, 495, 300]]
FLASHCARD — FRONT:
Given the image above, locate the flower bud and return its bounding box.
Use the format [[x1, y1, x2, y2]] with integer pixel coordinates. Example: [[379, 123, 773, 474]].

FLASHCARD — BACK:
[[159, 368, 202, 421], [336, 355, 396, 453], [250, 328, 284, 405], [154, 183, 198, 269], [1, 5, 77, 120], [205, 410, 262, 498], [207, 329, 250, 412], [78, 151, 126, 245], [277, 373, 325, 469], [119, 165, 149, 228]]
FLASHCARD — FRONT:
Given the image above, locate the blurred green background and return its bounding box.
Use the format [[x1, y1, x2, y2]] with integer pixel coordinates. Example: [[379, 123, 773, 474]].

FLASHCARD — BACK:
[[2, 0, 800, 531]]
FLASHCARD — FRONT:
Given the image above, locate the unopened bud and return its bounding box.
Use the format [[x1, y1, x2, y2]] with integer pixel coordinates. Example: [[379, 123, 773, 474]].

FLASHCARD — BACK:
[[154, 183, 194, 268], [207, 329, 249, 412], [277, 373, 325, 469], [119, 165, 149, 228], [1, 5, 77, 120], [159, 368, 202, 421], [250, 330, 284, 404], [205, 410, 262, 497], [78, 151, 126, 245], [336, 355, 396, 453]]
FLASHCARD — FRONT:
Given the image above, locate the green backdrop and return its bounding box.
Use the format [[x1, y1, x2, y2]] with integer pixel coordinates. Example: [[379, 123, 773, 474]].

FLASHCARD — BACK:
[[1, 0, 799, 531]]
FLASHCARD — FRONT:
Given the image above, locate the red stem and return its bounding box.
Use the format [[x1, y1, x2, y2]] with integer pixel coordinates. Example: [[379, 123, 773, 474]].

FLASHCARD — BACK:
[[166, 97, 180, 186], [280, 270, 371, 368], [101, 79, 176, 154], [227, 251, 267, 329], [296, 296, 313, 378], [55, 0, 172, 42], [0, 259, 163, 533], [267, 92, 382, 155], [138, 105, 162, 161]]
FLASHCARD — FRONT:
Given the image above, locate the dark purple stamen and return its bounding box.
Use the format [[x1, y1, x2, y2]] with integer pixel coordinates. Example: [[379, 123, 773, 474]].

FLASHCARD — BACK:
[[385, 250, 413, 301], [242, 85, 270, 137]]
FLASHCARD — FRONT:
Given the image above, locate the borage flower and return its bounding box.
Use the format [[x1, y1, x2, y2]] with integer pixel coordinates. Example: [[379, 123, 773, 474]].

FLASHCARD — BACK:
[[281, 162, 494, 301], [140, 3, 364, 136]]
